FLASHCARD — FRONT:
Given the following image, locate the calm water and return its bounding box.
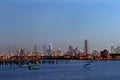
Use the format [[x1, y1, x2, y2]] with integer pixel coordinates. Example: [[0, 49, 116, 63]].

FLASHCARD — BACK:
[[0, 60, 120, 80]]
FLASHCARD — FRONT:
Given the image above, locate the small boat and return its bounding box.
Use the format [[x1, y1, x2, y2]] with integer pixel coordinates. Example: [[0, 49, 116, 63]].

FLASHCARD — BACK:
[[84, 62, 91, 68], [19, 64, 28, 68], [28, 65, 40, 70]]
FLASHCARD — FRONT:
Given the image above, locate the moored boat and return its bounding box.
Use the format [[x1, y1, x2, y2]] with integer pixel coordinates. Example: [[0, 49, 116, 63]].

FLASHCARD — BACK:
[[28, 65, 40, 70], [19, 63, 28, 68]]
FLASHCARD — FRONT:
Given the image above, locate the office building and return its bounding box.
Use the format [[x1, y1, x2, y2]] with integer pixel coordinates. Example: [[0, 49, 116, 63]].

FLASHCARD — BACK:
[[84, 39, 88, 54]]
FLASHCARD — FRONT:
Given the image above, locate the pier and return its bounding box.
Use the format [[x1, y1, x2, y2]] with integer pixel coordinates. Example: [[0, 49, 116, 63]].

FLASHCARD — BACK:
[[0, 53, 119, 66], [0, 60, 69, 66]]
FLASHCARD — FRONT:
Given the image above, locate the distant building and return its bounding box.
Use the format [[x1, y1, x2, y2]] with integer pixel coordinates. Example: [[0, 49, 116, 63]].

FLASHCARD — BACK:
[[110, 46, 120, 59], [115, 46, 120, 53], [55, 48, 62, 56], [48, 43, 53, 54], [111, 46, 115, 53], [100, 49, 109, 58], [18, 48, 25, 56], [92, 50, 99, 56], [110, 46, 120, 53], [33, 44, 38, 55], [56, 48, 61, 54], [84, 39, 88, 54], [67, 45, 74, 55], [69, 45, 73, 51], [42, 45, 47, 53], [74, 47, 80, 56]]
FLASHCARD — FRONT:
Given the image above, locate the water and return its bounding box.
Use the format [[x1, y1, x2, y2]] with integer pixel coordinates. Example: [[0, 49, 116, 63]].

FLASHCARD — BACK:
[[0, 60, 120, 80]]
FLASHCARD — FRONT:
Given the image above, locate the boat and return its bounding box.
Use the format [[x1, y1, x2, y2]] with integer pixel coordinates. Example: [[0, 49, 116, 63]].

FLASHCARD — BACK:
[[28, 65, 40, 70], [84, 62, 91, 68], [19, 64, 28, 68]]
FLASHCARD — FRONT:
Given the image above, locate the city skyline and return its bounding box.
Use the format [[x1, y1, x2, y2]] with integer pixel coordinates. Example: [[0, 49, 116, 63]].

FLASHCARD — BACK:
[[1, 0, 120, 52], [1, 40, 120, 54]]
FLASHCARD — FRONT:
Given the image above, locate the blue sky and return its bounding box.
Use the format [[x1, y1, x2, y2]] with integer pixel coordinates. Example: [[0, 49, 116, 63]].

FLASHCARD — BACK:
[[0, 0, 120, 52]]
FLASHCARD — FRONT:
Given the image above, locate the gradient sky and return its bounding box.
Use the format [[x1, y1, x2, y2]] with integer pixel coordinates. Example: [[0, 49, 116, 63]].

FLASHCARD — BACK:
[[0, 0, 120, 52]]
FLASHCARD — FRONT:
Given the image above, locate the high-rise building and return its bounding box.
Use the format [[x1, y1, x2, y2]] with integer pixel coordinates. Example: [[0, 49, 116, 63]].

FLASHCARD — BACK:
[[48, 43, 52, 54], [111, 46, 115, 53], [68, 45, 74, 55], [84, 39, 88, 54]]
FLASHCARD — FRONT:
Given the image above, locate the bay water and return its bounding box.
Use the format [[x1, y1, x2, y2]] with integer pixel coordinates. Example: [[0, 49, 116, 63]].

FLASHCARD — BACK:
[[0, 60, 120, 80]]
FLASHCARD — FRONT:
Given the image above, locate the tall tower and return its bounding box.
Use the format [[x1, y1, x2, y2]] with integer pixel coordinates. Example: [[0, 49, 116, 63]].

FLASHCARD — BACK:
[[49, 43, 52, 54], [84, 39, 88, 54]]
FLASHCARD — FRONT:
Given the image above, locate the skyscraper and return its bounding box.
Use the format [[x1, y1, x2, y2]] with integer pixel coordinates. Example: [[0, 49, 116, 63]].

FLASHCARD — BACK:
[[84, 39, 88, 54], [48, 43, 52, 54]]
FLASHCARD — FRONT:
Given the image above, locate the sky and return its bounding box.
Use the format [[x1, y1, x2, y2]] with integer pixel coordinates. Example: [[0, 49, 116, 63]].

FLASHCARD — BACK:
[[0, 0, 120, 53]]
